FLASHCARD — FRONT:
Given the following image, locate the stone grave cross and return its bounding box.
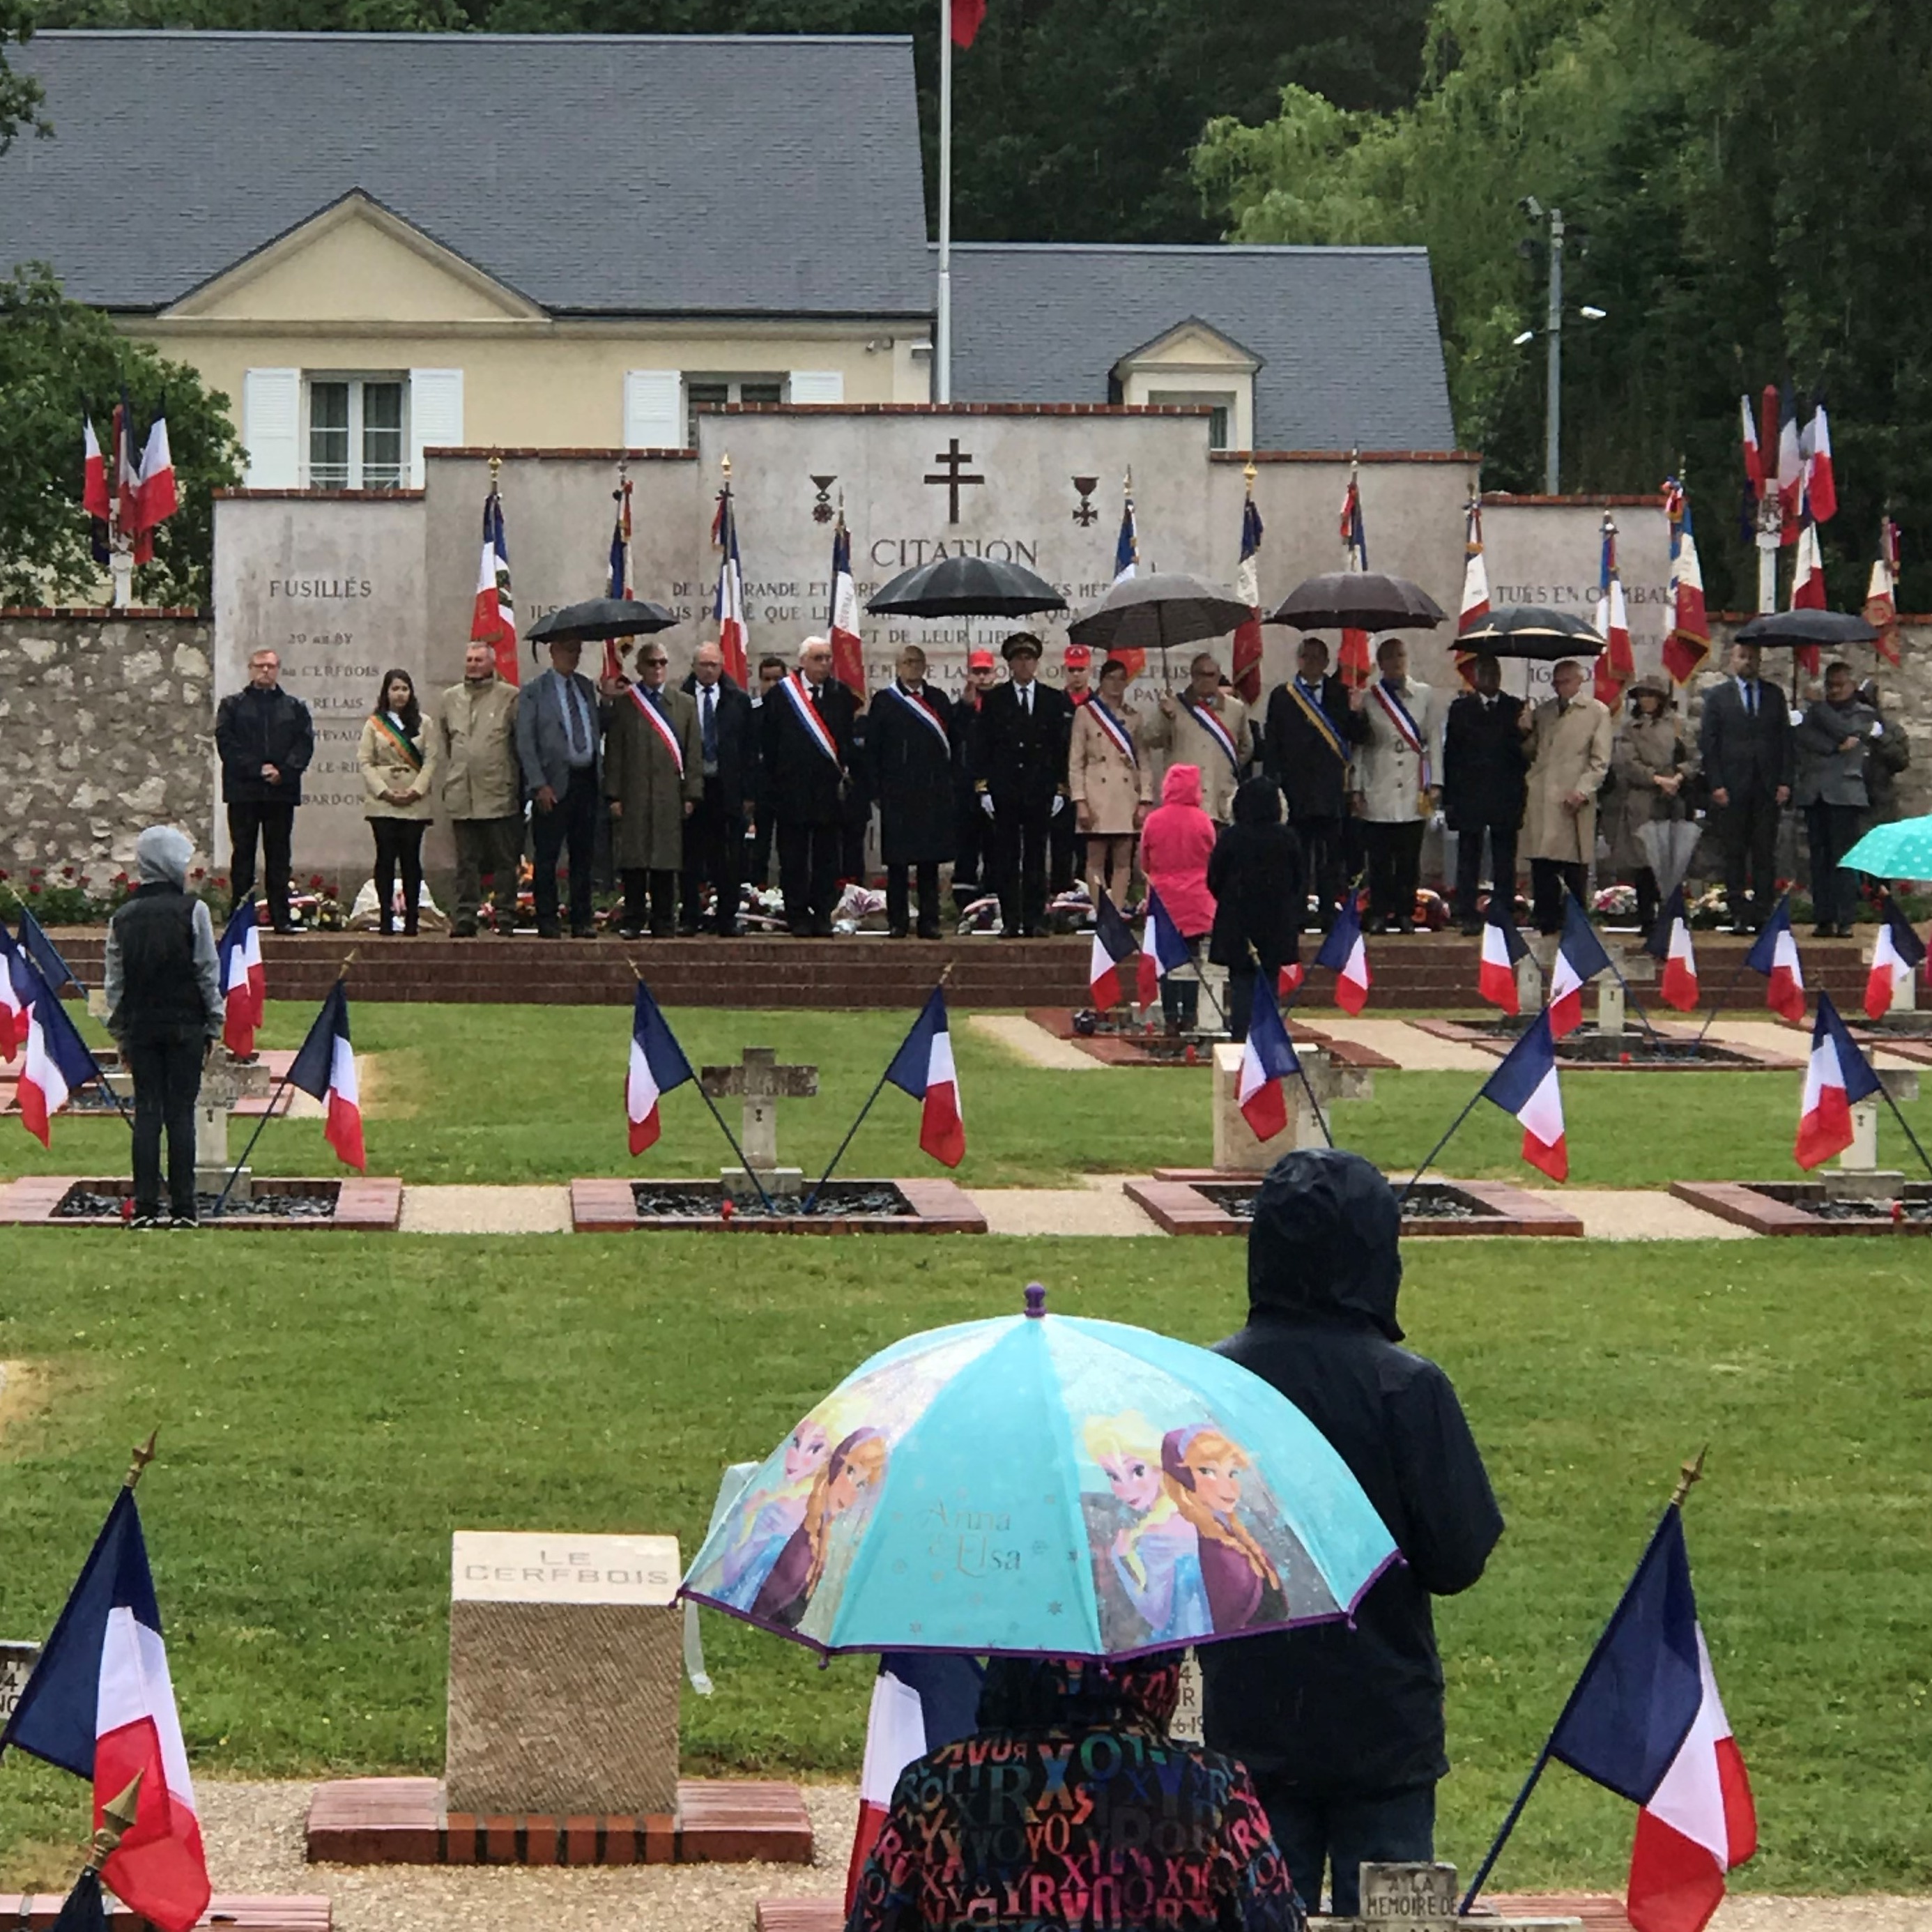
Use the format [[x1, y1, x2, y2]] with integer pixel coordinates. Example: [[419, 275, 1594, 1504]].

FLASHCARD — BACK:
[[700, 1046, 818, 1195]]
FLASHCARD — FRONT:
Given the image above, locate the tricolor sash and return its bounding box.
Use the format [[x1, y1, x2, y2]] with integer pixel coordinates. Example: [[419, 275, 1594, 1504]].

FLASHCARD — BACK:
[[1086, 695, 1137, 767], [1181, 696, 1242, 781], [1287, 680, 1348, 762], [781, 672, 845, 769], [1372, 680, 1431, 795], [370, 712, 424, 771], [887, 681, 950, 751], [627, 682, 686, 778]]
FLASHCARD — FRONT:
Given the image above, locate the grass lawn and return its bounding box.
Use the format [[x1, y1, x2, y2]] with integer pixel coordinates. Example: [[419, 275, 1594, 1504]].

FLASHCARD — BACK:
[[4, 1001, 1930, 1188], [1, 1233, 1928, 1894]]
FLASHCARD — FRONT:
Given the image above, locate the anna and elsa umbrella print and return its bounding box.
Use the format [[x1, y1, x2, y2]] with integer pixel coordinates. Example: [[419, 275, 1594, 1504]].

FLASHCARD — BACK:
[[681, 1285, 1397, 1659]]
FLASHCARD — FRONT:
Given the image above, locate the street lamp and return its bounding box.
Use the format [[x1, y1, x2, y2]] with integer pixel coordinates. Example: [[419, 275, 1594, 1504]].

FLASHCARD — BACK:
[[1517, 201, 1606, 492]]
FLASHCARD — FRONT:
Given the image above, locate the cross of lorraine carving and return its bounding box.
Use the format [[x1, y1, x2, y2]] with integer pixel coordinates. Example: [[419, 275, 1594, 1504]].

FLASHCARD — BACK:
[[923, 438, 986, 524]]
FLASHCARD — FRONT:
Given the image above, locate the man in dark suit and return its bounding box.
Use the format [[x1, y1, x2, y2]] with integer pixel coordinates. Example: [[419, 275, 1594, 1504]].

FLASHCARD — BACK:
[[951, 648, 999, 916], [680, 641, 756, 935], [1441, 652, 1527, 933], [972, 633, 1074, 937], [868, 644, 956, 938], [760, 635, 859, 937], [1698, 641, 1792, 933], [516, 636, 604, 938], [1263, 636, 1367, 932], [215, 647, 314, 933]]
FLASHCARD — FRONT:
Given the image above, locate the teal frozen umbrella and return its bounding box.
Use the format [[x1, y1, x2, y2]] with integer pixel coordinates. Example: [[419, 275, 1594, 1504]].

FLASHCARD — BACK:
[[1841, 814, 1932, 880], [680, 1284, 1398, 1658]]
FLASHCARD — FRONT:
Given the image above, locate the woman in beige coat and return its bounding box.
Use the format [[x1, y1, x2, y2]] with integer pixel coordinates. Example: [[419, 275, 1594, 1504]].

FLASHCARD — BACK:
[[1068, 656, 1153, 907], [1519, 659, 1614, 932], [1607, 677, 1694, 931], [357, 668, 439, 935]]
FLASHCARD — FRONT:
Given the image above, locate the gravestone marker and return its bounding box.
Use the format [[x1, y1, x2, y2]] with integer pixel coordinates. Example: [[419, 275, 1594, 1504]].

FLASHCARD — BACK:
[[1358, 1863, 1457, 1929], [1211, 1042, 1373, 1170], [445, 1531, 682, 1817], [194, 1053, 273, 1200], [701, 1046, 818, 1195], [0, 1642, 40, 1727]]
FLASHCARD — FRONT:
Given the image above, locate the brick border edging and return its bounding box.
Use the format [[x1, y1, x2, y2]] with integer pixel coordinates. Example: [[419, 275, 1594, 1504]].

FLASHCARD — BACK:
[[0, 1898, 330, 1932], [0, 1176, 402, 1229], [570, 1176, 986, 1234], [1410, 1016, 1803, 1071], [305, 1775, 811, 1866], [1024, 1009, 1400, 1071], [1669, 1179, 1932, 1236], [1133, 1170, 1584, 1237]]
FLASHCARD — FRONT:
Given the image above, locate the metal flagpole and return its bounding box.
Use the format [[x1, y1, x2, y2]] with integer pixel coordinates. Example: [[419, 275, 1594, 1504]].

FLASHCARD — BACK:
[[1692, 891, 1785, 1046], [1396, 1085, 1489, 1205], [1460, 1450, 1708, 1915], [1873, 1078, 1932, 1181], [935, 0, 953, 404]]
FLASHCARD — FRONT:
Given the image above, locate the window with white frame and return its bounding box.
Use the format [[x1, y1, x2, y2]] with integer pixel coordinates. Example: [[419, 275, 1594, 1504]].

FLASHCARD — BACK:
[[305, 374, 409, 489], [684, 374, 785, 447], [1148, 389, 1235, 450]]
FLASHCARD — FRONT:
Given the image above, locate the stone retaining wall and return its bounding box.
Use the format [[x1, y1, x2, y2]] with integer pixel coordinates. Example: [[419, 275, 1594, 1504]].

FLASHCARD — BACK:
[[0, 611, 214, 877]]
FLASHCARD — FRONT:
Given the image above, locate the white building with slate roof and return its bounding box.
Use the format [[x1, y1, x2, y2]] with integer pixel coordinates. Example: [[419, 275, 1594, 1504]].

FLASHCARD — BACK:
[[1, 31, 1458, 483]]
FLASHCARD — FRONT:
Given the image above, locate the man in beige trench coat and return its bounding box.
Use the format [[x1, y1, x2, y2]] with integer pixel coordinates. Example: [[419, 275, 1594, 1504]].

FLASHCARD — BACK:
[[1520, 658, 1614, 933], [439, 641, 522, 937]]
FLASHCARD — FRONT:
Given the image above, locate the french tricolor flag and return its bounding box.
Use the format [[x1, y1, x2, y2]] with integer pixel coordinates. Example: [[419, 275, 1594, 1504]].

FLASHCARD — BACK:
[[1136, 889, 1192, 1010], [217, 899, 265, 1058], [1315, 889, 1372, 1015], [135, 411, 179, 530], [1481, 1010, 1567, 1181], [1646, 887, 1700, 1013], [15, 956, 103, 1147], [1802, 396, 1836, 524], [287, 982, 365, 1172], [1547, 1506, 1756, 1932], [1795, 992, 1881, 1170], [627, 980, 693, 1156], [84, 415, 112, 521], [712, 484, 749, 689], [1549, 895, 1611, 1040], [829, 518, 866, 700], [845, 1653, 983, 1910], [1089, 890, 1138, 1010], [1745, 899, 1805, 1024], [885, 987, 965, 1167], [1479, 895, 1527, 1014], [1864, 899, 1926, 1022], [0, 919, 31, 1061], [0, 1487, 212, 1932], [1238, 988, 1301, 1141]]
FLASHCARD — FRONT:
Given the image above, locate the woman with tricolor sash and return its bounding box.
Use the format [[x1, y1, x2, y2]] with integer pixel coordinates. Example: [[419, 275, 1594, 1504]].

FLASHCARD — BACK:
[[358, 668, 439, 935], [1068, 654, 1153, 907]]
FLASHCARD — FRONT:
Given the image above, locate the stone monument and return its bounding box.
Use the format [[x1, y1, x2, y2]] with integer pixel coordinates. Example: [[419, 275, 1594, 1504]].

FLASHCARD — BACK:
[[702, 1046, 818, 1196], [1830, 1067, 1921, 1200], [1211, 1041, 1373, 1171], [1339, 1862, 1579, 1932], [195, 1053, 275, 1201], [0, 1641, 40, 1728], [445, 1531, 682, 1817]]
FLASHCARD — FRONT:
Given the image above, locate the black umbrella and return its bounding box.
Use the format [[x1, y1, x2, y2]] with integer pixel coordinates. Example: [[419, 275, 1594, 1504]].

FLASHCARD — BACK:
[[867, 555, 1067, 618], [1066, 572, 1255, 658], [1733, 608, 1880, 647], [1453, 604, 1606, 660], [1266, 571, 1447, 631], [527, 597, 679, 644]]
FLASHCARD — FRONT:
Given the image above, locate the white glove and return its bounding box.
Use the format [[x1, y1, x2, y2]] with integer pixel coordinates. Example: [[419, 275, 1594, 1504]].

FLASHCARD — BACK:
[[980, 795, 995, 820], [1050, 794, 1066, 818]]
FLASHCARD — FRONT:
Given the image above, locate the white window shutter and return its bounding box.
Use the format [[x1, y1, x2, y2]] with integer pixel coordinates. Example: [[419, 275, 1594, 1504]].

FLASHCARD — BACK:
[[408, 368, 464, 487], [241, 368, 301, 488], [788, 370, 845, 404], [624, 369, 683, 449]]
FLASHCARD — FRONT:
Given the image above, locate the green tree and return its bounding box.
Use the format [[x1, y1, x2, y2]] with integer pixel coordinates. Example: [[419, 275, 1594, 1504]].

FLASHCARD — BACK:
[[0, 263, 243, 607], [1, 0, 52, 153]]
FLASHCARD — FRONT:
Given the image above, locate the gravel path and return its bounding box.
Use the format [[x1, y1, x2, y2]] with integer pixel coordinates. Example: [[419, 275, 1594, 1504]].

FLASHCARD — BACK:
[[399, 1186, 573, 1234], [967, 1013, 1106, 1071], [197, 1779, 856, 1932], [968, 1177, 1164, 1236], [1309, 1018, 1499, 1073], [1554, 1189, 1757, 1241]]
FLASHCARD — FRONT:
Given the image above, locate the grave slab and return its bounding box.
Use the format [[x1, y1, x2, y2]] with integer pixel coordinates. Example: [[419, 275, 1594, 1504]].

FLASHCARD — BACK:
[[570, 1175, 987, 1234], [0, 1175, 402, 1229], [1671, 1179, 1932, 1236], [1133, 1171, 1585, 1237]]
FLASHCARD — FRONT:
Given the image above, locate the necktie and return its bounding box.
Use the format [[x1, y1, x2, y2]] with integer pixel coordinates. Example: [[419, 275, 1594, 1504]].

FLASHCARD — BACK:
[[563, 677, 589, 759], [701, 687, 717, 760], [1022, 686, 1032, 716], [1745, 681, 1757, 717]]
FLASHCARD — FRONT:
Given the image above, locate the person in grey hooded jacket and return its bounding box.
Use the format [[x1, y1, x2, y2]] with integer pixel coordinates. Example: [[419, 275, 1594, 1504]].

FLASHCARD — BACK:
[[1199, 1148, 1503, 1917], [104, 827, 223, 1226]]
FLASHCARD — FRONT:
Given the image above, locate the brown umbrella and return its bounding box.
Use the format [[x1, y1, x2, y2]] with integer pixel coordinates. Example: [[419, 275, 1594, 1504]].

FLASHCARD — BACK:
[[1066, 572, 1254, 680], [1266, 571, 1446, 632]]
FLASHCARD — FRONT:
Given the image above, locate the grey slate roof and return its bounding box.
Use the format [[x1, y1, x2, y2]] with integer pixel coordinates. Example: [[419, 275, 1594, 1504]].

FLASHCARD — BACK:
[[947, 244, 1458, 452], [1, 31, 932, 316]]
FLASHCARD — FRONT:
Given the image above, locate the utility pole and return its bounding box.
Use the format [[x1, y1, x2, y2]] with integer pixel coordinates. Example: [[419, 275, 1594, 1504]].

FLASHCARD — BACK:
[[1544, 208, 1565, 495], [935, 0, 953, 404]]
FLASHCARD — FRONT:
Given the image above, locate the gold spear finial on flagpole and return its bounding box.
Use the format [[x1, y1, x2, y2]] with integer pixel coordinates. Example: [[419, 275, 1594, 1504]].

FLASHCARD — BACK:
[[1671, 1445, 1708, 1510], [80, 1772, 145, 1875], [1243, 458, 1257, 493], [123, 1431, 158, 1490], [488, 451, 502, 489], [721, 451, 733, 485]]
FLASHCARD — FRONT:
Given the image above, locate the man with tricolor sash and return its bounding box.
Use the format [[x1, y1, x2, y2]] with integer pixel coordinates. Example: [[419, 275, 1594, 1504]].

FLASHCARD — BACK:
[[1068, 653, 1153, 911], [604, 639, 702, 937], [1144, 650, 1252, 823], [1264, 636, 1367, 933], [866, 645, 956, 940], [1351, 638, 1441, 935], [762, 636, 860, 937]]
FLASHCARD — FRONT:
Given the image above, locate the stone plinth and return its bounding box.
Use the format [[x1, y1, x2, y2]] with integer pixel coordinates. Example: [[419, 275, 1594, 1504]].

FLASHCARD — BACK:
[[1211, 1041, 1372, 1171], [445, 1531, 682, 1818]]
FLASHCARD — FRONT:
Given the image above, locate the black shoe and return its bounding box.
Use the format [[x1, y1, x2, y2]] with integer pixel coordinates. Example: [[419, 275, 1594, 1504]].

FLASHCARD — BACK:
[[378, 921, 395, 937], [1810, 923, 1833, 940], [537, 921, 563, 939], [650, 921, 675, 939], [788, 921, 814, 938], [452, 920, 477, 939], [1458, 919, 1482, 937], [916, 921, 942, 941], [712, 920, 741, 937], [272, 923, 296, 936], [130, 1213, 165, 1231], [1393, 917, 1415, 935], [571, 923, 597, 939], [888, 923, 911, 939], [1365, 915, 1388, 935], [169, 1213, 199, 1229], [618, 926, 643, 940], [811, 917, 835, 938]]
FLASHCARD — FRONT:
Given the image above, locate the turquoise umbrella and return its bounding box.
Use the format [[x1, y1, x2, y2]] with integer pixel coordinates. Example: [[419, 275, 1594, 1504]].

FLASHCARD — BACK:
[[680, 1284, 1398, 1658], [1841, 814, 1932, 880]]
